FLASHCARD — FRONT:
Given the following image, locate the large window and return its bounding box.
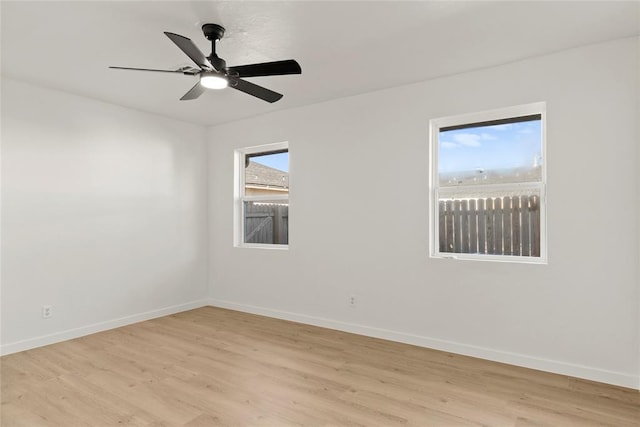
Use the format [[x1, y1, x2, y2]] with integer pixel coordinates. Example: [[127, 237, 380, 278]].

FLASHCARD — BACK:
[[429, 103, 546, 263], [235, 142, 289, 248]]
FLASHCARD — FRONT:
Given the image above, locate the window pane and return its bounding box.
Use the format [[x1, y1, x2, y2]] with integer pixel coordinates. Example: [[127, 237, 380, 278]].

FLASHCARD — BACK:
[[439, 118, 542, 187], [438, 188, 541, 257], [244, 200, 289, 245], [245, 151, 289, 196]]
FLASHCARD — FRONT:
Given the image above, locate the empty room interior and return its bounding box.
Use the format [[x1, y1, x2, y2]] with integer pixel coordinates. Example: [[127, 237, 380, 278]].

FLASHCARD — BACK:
[[1, 1, 639, 425]]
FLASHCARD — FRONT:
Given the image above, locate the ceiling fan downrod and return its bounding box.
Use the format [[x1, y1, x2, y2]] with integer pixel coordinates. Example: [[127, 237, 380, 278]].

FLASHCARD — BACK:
[[202, 23, 226, 71]]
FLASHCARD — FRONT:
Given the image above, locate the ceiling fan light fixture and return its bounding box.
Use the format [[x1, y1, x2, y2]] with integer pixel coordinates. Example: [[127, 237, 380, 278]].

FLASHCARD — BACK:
[[200, 72, 228, 89]]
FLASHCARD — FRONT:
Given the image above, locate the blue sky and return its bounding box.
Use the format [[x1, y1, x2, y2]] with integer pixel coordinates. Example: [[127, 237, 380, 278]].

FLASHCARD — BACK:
[[251, 152, 289, 172], [439, 120, 542, 173]]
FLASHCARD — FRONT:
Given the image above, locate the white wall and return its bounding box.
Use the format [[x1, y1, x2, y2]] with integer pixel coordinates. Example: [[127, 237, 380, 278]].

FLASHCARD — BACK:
[[1, 79, 208, 353], [208, 37, 640, 388]]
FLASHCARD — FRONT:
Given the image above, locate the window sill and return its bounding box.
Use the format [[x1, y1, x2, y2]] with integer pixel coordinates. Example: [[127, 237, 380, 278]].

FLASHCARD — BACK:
[[235, 243, 289, 251], [431, 252, 547, 264]]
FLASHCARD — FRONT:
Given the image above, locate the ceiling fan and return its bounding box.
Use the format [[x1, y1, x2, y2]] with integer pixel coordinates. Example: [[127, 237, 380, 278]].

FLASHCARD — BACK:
[[110, 23, 301, 103]]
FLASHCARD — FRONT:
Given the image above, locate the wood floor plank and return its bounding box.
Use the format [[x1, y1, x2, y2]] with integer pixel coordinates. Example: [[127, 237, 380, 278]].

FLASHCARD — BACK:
[[2, 306, 638, 426]]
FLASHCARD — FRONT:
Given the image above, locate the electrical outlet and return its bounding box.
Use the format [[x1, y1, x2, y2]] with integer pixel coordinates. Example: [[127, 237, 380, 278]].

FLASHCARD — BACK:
[[42, 305, 53, 319], [349, 295, 357, 308]]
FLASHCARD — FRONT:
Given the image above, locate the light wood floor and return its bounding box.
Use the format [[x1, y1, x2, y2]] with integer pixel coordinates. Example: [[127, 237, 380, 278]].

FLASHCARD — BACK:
[[2, 307, 638, 426]]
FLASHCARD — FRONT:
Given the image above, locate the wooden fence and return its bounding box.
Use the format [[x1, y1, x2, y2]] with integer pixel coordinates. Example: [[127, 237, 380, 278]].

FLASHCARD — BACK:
[[439, 195, 540, 256], [244, 203, 289, 245]]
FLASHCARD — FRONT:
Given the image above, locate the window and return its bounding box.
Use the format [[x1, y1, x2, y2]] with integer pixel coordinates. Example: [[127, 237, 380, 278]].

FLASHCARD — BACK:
[[429, 103, 546, 263], [235, 142, 289, 248]]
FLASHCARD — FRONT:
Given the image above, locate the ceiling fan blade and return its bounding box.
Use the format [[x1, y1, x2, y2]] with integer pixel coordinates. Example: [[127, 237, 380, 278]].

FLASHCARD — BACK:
[[164, 32, 212, 70], [226, 60, 301, 78], [180, 81, 206, 101], [109, 66, 199, 75], [231, 79, 283, 103]]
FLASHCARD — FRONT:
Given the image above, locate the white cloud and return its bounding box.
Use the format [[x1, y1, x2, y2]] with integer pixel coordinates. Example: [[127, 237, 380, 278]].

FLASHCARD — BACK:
[[453, 133, 482, 147], [441, 141, 459, 149]]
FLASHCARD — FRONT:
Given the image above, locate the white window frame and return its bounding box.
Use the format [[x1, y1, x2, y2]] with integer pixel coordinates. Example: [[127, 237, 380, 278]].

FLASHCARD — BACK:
[[429, 102, 547, 264], [234, 141, 289, 249]]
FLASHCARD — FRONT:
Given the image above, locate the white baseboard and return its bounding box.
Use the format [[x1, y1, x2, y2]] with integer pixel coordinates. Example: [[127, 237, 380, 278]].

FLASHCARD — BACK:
[[0, 299, 209, 356], [208, 298, 639, 390]]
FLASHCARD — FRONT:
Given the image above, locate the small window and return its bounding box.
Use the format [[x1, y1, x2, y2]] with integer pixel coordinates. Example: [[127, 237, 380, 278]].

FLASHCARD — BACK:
[[429, 103, 546, 263], [235, 142, 289, 248]]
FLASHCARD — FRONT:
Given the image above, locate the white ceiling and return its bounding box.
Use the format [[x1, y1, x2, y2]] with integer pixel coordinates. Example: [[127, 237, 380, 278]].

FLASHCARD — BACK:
[[2, 1, 639, 127]]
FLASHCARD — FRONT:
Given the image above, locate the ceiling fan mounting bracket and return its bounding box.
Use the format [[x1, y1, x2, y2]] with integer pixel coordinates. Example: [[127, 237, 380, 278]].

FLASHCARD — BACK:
[[202, 23, 225, 41]]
